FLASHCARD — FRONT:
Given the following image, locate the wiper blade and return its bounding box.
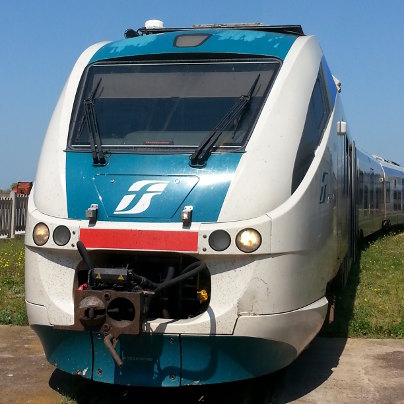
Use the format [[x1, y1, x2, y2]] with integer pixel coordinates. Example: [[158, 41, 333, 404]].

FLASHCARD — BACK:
[[84, 78, 106, 165], [189, 74, 260, 168]]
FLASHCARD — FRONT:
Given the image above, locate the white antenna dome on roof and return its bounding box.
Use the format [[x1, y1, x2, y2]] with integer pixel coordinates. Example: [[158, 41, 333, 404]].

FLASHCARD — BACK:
[[145, 20, 164, 29]]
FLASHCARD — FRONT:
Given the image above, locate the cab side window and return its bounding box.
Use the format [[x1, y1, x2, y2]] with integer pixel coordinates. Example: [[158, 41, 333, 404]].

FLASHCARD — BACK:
[[292, 65, 331, 193]]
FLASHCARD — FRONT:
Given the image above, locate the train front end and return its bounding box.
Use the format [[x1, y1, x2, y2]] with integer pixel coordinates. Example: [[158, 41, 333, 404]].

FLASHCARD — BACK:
[[25, 24, 338, 386]]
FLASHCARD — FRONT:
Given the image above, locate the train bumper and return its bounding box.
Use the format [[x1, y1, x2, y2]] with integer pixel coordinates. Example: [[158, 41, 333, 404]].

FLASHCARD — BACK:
[[32, 325, 295, 386], [31, 297, 327, 386]]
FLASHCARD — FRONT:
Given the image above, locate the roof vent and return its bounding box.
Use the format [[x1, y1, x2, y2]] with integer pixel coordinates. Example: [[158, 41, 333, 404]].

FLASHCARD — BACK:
[[145, 20, 164, 29]]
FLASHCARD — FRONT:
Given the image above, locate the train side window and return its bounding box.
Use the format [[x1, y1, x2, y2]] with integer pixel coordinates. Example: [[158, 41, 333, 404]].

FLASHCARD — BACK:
[[386, 181, 391, 203], [359, 171, 364, 204], [364, 185, 368, 210], [393, 189, 398, 210], [321, 57, 338, 106], [291, 66, 331, 193], [402, 182, 404, 211]]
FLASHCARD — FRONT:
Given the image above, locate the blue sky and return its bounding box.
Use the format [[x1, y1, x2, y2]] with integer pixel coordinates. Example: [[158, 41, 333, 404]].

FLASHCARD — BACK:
[[1, 1, 403, 189]]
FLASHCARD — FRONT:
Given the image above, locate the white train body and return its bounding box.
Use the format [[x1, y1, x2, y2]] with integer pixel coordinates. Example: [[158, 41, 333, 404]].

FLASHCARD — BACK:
[[25, 23, 404, 386]]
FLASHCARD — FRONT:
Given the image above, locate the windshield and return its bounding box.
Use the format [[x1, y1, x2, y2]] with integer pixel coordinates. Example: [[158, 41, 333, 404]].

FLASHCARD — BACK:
[[69, 60, 280, 152]]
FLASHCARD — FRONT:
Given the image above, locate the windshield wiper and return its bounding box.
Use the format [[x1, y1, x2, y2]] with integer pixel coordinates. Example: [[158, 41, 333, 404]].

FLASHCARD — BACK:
[[84, 78, 106, 165], [189, 74, 260, 168]]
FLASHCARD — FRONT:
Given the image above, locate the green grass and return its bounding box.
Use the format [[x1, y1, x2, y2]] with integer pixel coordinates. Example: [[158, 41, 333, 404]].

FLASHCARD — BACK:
[[321, 229, 404, 338], [0, 235, 28, 325], [0, 232, 403, 336]]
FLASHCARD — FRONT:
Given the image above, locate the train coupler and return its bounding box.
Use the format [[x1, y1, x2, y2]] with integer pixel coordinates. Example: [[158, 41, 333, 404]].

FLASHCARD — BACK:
[[55, 288, 151, 365]]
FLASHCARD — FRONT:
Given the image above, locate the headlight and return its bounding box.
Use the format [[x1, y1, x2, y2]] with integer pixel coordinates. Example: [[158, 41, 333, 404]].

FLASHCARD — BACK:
[[53, 225, 71, 246], [236, 228, 261, 253], [208, 230, 231, 251], [33, 223, 50, 246]]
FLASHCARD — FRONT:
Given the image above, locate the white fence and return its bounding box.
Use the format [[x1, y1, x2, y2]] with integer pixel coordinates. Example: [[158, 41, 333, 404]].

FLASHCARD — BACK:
[[0, 192, 28, 238]]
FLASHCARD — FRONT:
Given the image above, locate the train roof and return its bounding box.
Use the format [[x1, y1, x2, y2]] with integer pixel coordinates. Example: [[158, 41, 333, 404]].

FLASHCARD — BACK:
[[89, 22, 305, 64], [371, 154, 404, 177], [132, 23, 305, 37], [372, 155, 402, 168]]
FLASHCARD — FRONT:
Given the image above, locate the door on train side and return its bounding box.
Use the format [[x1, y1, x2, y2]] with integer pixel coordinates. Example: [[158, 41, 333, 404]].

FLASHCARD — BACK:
[[336, 121, 352, 282], [350, 141, 357, 262]]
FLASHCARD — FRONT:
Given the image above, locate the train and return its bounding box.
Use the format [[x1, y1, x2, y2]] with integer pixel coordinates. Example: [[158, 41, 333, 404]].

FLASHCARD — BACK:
[[25, 20, 404, 386]]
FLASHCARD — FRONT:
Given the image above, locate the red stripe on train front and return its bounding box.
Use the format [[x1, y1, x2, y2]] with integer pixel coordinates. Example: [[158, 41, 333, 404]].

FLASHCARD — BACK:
[[79, 228, 198, 252]]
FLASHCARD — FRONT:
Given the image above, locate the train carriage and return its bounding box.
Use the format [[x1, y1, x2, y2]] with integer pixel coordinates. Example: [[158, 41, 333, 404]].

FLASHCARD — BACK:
[[356, 148, 385, 238], [374, 156, 404, 228], [25, 21, 403, 386]]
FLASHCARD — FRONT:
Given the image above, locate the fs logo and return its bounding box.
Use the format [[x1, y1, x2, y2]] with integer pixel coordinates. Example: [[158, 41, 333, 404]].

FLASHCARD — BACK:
[[114, 180, 169, 215]]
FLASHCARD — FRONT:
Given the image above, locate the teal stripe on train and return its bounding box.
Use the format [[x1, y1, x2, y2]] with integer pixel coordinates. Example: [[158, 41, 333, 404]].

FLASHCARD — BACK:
[[33, 325, 296, 386], [89, 29, 297, 63], [65, 152, 242, 223]]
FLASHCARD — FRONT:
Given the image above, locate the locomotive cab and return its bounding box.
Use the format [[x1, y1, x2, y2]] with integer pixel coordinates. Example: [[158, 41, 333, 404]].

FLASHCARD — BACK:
[[26, 22, 355, 386]]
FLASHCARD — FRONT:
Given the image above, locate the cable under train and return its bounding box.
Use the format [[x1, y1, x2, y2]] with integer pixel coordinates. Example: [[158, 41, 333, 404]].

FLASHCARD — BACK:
[[25, 20, 404, 386]]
